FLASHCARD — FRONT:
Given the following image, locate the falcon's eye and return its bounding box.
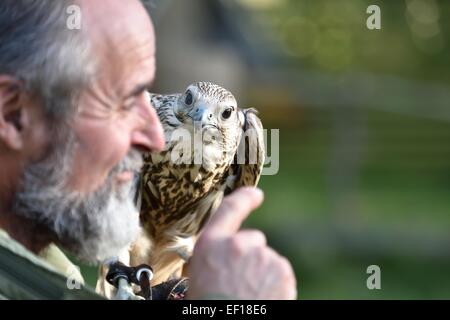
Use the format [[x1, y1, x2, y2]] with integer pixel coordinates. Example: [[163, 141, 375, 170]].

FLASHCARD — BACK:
[[221, 107, 234, 120], [185, 91, 193, 106]]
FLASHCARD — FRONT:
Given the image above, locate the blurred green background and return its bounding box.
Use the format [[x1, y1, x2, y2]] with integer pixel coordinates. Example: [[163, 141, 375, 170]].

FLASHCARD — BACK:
[[79, 0, 450, 299]]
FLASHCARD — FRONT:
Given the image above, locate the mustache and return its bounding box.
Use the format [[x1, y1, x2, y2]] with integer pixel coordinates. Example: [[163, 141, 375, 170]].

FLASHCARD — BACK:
[[112, 148, 144, 175], [108, 148, 144, 203]]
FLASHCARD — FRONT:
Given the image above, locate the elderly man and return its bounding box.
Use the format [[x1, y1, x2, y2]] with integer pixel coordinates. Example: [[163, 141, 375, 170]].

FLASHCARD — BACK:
[[0, 0, 296, 299]]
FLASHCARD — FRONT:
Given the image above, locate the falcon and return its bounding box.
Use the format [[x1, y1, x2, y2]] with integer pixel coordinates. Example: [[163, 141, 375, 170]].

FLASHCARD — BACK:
[[97, 82, 265, 298]]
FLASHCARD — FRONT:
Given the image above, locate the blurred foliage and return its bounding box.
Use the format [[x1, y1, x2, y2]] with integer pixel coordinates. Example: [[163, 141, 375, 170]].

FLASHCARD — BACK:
[[245, 0, 450, 83], [243, 110, 450, 298]]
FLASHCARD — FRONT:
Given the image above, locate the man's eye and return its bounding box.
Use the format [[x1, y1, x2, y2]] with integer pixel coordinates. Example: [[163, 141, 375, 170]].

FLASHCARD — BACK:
[[122, 101, 137, 111], [123, 91, 148, 111]]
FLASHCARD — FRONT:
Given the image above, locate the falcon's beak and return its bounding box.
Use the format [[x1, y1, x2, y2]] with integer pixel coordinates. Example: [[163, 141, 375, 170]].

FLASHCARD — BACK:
[[188, 105, 212, 124]]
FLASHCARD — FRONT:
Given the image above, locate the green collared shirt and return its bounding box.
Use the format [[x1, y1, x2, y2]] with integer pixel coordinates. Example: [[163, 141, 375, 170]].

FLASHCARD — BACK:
[[0, 229, 103, 300]]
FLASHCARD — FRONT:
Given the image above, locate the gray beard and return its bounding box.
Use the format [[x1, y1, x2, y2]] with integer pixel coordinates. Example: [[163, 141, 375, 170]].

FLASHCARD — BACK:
[[11, 132, 143, 264]]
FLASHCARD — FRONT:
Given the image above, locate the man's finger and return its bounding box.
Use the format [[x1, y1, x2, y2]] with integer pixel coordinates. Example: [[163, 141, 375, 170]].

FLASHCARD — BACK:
[[233, 229, 267, 249], [201, 187, 264, 239]]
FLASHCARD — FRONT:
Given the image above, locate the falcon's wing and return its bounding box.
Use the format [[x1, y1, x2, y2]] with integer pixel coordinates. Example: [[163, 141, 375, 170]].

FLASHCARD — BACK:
[[226, 108, 265, 194], [148, 92, 182, 129], [136, 92, 181, 213]]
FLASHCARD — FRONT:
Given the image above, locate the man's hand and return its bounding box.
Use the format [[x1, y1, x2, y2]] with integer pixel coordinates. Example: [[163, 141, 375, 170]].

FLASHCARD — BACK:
[[187, 187, 297, 299]]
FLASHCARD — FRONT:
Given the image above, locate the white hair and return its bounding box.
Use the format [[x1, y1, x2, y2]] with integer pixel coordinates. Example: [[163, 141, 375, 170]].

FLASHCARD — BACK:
[[12, 132, 143, 263]]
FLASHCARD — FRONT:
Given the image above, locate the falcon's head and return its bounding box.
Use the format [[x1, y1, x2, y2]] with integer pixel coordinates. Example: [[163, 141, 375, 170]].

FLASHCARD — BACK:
[[174, 82, 244, 157]]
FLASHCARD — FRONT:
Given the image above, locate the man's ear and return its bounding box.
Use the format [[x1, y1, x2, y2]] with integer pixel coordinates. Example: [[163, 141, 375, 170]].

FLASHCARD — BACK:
[[0, 75, 27, 151]]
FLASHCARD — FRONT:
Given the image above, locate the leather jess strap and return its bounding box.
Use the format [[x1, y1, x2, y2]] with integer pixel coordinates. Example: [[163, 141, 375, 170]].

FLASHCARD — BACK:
[[106, 261, 188, 300]]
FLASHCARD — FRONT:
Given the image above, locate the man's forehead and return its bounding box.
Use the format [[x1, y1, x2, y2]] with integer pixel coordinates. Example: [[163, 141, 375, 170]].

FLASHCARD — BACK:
[[80, 0, 156, 97], [82, 0, 155, 56]]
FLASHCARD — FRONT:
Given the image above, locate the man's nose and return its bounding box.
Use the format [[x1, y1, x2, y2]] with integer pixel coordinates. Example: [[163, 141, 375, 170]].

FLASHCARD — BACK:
[[131, 97, 165, 153]]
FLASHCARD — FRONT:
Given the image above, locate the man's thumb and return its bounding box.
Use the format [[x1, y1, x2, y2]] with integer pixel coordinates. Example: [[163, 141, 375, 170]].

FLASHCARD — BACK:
[[200, 187, 264, 240]]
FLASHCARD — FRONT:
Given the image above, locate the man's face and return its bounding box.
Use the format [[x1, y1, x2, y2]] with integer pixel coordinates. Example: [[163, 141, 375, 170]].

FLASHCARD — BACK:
[[69, 0, 164, 194], [12, 0, 165, 262]]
